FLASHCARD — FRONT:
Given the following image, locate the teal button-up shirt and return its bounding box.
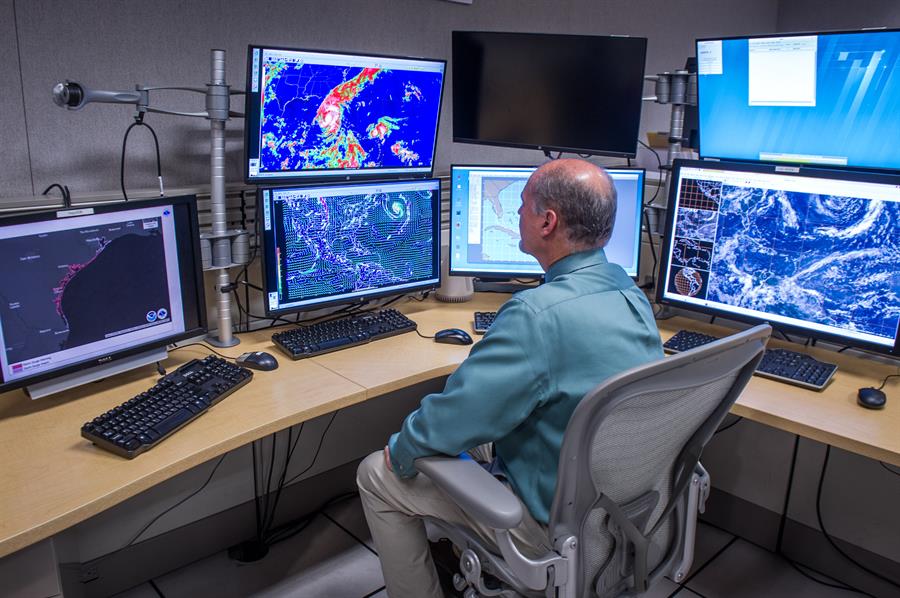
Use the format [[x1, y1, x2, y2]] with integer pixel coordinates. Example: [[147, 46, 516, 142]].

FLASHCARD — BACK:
[[389, 248, 664, 523]]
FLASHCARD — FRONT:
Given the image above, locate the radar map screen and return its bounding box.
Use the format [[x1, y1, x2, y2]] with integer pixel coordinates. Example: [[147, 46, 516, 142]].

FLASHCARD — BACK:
[[449, 166, 645, 277], [260, 179, 441, 314], [0, 201, 198, 390], [660, 162, 900, 353], [245, 46, 445, 182]]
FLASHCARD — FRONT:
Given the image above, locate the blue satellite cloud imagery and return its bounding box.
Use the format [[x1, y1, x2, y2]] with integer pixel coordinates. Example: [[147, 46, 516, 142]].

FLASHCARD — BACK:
[[279, 190, 434, 302], [674, 208, 719, 242], [707, 184, 900, 340]]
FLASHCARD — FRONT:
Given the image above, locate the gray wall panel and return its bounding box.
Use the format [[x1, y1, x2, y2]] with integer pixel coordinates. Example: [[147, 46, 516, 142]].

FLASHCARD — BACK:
[[6, 0, 780, 199], [777, 0, 900, 31], [0, 0, 33, 197]]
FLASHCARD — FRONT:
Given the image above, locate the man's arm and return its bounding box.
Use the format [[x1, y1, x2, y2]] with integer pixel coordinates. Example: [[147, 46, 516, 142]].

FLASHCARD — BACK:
[[388, 299, 548, 477]]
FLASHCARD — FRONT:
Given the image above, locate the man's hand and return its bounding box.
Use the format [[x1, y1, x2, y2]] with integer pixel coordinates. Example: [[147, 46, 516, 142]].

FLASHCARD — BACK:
[[383, 445, 393, 471]]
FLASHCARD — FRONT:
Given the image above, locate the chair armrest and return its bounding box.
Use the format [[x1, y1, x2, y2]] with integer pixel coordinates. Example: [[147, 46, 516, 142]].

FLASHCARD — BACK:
[[415, 456, 524, 530]]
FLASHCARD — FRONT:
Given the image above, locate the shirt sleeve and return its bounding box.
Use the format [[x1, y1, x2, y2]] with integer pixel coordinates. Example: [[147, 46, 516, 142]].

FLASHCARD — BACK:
[[388, 297, 548, 478]]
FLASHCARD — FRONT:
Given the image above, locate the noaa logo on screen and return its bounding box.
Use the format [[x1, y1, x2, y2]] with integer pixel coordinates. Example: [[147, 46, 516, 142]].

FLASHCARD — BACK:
[[146, 308, 169, 323]]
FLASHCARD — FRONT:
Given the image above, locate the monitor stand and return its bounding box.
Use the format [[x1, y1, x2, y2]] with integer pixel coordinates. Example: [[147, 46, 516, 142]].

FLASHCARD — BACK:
[[474, 278, 540, 294], [24, 347, 168, 400]]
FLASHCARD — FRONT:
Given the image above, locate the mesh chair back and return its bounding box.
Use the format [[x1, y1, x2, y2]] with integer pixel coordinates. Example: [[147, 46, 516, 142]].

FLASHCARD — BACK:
[[549, 324, 769, 597]]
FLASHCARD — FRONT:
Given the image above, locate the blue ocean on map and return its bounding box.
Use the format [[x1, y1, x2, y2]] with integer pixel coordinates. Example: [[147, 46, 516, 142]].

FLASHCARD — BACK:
[[707, 185, 900, 339]]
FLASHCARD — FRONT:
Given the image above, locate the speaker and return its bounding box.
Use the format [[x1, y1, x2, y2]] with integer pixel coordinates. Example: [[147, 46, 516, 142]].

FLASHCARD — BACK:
[[435, 231, 473, 303]]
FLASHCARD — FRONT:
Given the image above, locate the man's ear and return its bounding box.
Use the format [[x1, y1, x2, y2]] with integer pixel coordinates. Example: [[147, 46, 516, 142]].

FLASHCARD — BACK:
[[541, 209, 559, 238]]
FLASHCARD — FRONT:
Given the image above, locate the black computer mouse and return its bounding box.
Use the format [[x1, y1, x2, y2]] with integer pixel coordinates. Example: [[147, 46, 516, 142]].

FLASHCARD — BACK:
[[434, 328, 474, 345], [235, 351, 279, 371], [857, 387, 886, 410]]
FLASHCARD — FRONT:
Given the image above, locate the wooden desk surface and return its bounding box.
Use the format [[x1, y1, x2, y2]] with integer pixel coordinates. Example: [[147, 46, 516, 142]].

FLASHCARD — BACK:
[[0, 337, 366, 559], [1, 293, 897, 559], [655, 317, 900, 468]]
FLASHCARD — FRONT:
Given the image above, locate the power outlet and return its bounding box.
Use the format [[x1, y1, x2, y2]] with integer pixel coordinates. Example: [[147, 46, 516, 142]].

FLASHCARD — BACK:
[[79, 563, 99, 583]]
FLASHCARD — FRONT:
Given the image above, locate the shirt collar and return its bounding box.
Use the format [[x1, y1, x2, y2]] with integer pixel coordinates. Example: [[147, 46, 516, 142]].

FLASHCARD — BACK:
[[545, 248, 608, 282]]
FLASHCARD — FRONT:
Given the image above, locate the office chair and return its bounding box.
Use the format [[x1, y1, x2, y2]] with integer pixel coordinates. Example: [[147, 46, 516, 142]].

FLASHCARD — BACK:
[[416, 323, 771, 597]]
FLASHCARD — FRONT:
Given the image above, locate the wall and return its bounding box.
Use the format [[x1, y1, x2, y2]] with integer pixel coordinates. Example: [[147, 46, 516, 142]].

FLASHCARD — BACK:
[[0, 0, 780, 200], [777, 0, 900, 31]]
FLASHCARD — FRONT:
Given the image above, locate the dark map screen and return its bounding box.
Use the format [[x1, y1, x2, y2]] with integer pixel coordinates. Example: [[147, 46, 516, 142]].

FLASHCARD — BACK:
[[263, 180, 440, 313], [0, 208, 182, 383], [663, 166, 900, 348], [247, 47, 444, 181]]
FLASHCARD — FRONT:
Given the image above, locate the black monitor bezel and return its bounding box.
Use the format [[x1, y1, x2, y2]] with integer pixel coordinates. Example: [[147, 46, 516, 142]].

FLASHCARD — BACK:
[[257, 179, 443, 317], [695, 27, 900, 173], [448, 163, 646, 279], [0, 195, 208, 394], [451, 31, 648, 159], [656, 158, 900, 357], [243, 44, 447, 185]]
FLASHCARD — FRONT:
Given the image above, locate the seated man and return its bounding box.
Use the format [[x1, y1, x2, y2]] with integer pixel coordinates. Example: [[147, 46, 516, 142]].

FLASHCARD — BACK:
[[357, 159, 663, 597]]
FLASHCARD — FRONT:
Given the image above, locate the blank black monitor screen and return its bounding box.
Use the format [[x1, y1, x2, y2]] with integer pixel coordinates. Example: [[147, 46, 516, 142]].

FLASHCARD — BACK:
[[260, 179, 441, 315], [452, 31, 647, 157], [449, 165, 645, 277], [245, 46, 446, 183], [0, 196, 206, 393], [658, 160, 900, 355], [697, 29, 900, 169]]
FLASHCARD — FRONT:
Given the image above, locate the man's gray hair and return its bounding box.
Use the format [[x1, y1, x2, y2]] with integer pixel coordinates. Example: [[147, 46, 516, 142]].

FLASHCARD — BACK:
[[528, 165, 618, 247]]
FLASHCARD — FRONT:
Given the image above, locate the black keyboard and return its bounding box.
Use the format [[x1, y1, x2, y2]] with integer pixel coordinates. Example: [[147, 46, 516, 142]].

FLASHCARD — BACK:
[[663, 330, 838, 391], [473, 311, 498, 334], [81, 356, 253, 459], [272, 308, 417, 359]]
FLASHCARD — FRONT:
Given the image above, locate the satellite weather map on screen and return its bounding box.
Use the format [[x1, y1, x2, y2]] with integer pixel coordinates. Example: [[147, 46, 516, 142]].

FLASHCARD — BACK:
[[661, 162, 900, 352], [246, 47, 445, 182], [259, 179, 441, 314]]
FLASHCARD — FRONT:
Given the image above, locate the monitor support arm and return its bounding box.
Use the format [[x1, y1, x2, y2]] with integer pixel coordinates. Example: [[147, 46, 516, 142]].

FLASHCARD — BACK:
[[53, 49, 245, 348]]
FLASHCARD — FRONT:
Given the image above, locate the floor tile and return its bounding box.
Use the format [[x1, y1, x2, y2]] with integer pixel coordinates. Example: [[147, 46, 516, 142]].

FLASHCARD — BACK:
[[111, 582, 161, 598], [691, 521, 736, 572], [324, 494, 376, 551], [152, 512, 384, 598], [686, 538, 860, 597]]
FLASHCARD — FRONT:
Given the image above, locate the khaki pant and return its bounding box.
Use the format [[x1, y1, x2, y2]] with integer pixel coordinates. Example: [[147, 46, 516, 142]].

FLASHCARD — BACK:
[[356, 446, 551, 598]]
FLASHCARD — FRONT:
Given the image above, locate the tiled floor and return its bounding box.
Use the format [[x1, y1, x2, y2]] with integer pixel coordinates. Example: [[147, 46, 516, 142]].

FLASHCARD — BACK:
[[114, 497, 868, 598]]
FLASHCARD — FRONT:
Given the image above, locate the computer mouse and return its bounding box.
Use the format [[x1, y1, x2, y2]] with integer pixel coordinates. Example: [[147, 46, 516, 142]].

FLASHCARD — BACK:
[[434, 328, 474, 345], [857, 387, 886, 410], [235, 351, 279, 371]]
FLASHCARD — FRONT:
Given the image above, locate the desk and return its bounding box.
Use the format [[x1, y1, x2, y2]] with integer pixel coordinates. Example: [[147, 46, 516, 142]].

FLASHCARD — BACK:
[[1, 293, 897, 561]]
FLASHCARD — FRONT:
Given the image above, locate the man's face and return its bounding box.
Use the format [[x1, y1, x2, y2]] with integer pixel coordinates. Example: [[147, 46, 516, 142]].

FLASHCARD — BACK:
[[518, 185, 543, 257]]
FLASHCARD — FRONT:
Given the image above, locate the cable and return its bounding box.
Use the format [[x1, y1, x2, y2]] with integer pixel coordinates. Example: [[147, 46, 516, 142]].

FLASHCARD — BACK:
[[816, 446, 900, 590], [879, 462, 900, 477], [639, 207, 658, 290], [120, 115, 163, 201], [415, 329, 435, 340], [786, 560, 875, 596], [284, 410, 341, 486], [636, 139, 663, 206], [714, 416, 743, 434], [875, 373, 899, 391], [42, 183, 71, 207], [322, 511, 379, 556], [148, 579, 167, 598], [124, 453, 228, 547], [361, 586, 387, 598], [168, 341, 239, 361], [264, 491, 358, 546]]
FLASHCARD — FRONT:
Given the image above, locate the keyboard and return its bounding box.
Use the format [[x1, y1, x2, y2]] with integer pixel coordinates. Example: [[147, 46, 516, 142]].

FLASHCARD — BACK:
[[272, 308, 417, 359], [81, 356, 253, 459], [473, 311, 498, 334], [663, 330, 838, 391]]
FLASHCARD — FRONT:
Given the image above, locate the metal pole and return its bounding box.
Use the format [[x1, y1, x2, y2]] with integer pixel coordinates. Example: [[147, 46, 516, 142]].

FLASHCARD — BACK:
[[206, 49, 239, 347]]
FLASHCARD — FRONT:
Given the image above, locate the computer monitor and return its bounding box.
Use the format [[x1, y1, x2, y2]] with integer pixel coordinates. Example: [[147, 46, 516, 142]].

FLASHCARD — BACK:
[[244, 45, 446, 183], [449, 165, 646, 278], [452, 31, 647, 158], [657, 159, 900, 356], [259, 179, 442, 316], [697, 29, 900, 170], [0, 196, 207, 396]]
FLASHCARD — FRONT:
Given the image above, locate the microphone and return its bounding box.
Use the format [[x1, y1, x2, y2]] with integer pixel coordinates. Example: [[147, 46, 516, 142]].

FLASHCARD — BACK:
[[52, 81, 144, 110]]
